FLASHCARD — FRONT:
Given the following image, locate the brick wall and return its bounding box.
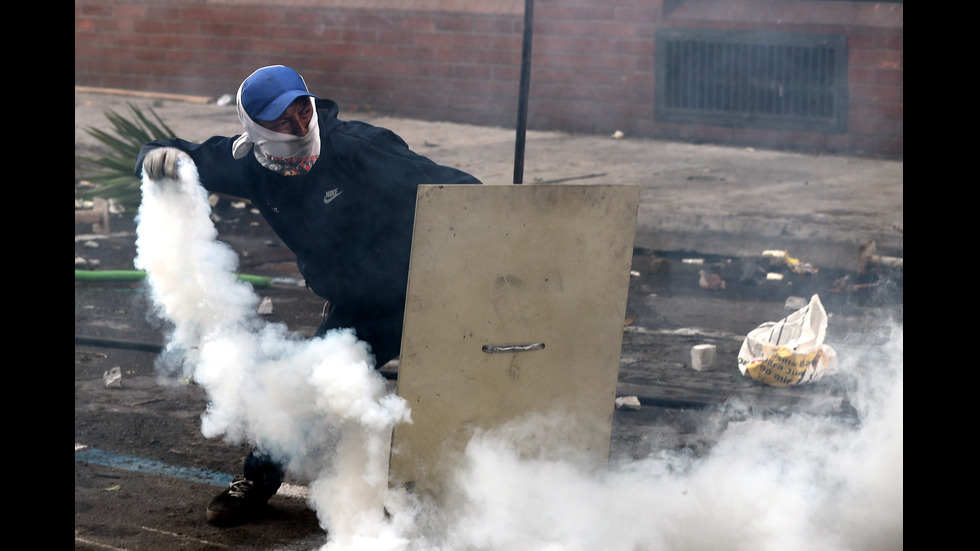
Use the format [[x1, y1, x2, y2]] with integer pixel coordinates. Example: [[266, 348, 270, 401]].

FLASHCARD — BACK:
[[75, 0, 903, 158]]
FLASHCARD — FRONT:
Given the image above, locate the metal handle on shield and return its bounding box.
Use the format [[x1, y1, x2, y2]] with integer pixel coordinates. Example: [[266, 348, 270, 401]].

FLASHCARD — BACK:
[[481, 343, 545, 354]]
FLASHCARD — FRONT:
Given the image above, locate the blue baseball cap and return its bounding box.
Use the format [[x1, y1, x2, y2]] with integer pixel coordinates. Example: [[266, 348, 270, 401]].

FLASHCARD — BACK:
[[240, 65, 317, 121]]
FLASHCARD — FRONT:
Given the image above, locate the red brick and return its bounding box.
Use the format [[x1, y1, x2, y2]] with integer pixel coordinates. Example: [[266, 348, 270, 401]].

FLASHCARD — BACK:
[[850, 83, 901, 104], [76, 19, 97, 33], [851, 49, 901, 70], [77, 2, 113, 17], [114, 4, 148, 19], [341, 29, 379, 44], [614, 6, 660, 23], [875, 68, 903, 86], [75, 0, 903, 157], [375, 29, 416, 46], [848, 67, 875, 86], [212, 7, 284, 25], [847, 34, 878, 50], [536, 4, 617, 22], [470, 49, 513, 66], [877, 35, 903, 51], [144, 6, 180, 20], [180, 8, 214, 23]]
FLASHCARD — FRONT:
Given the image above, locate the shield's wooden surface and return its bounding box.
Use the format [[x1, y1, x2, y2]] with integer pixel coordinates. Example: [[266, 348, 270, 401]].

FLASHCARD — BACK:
[[389, 183, 640, 500]]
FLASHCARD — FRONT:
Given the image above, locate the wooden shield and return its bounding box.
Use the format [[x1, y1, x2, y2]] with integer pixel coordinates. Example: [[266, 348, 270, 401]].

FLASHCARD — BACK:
[[389, 183, 640, 500]]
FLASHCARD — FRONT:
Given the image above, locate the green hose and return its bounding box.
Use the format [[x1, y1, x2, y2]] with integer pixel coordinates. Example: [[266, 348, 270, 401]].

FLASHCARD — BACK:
[[75, 269, 271, 288]]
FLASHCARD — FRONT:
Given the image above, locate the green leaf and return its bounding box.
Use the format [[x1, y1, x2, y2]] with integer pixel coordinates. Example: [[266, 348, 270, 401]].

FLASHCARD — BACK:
[[76, 103, 179, 210]]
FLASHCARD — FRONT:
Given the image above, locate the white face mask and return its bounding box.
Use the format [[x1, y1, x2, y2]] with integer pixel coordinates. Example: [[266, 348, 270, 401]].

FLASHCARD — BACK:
[[232, 86, 321, 175]]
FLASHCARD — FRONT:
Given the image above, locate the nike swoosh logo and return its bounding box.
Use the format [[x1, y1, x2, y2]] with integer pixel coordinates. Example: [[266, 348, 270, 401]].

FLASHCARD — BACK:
[[323, 189, 343, 204]]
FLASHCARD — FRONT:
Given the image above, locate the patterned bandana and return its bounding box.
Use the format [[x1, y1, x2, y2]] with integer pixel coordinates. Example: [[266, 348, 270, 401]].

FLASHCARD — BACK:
[[254, 152, 319, 177]]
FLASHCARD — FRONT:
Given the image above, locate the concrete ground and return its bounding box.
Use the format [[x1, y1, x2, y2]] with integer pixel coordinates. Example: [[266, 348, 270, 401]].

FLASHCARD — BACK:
[[74, 88, 902, 271], [75, 89, 903, 551]]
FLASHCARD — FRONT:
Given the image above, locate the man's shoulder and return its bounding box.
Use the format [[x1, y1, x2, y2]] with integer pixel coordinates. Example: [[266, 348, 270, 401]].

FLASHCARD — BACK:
[[329, 118, 385, 138], [315, 99, 400, 145], [325, 119, 408, 155]]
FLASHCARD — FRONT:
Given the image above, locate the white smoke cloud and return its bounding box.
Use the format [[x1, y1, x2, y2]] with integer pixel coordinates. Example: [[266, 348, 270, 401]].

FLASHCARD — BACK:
[[135, 162, 902, 551], [135, 162, 411, 548], [403, 333, 902, 551]]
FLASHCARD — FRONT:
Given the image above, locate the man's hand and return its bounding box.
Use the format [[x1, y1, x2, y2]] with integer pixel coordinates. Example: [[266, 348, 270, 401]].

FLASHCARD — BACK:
[[142, 147, 191, 181]]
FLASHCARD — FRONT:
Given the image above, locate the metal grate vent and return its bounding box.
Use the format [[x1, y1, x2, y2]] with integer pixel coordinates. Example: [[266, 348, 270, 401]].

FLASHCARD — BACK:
[[654, 29, 847, 132]]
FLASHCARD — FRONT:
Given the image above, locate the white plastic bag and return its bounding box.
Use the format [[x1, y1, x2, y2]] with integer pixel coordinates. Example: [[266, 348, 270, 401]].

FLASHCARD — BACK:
[[737, 294, 837, 386]]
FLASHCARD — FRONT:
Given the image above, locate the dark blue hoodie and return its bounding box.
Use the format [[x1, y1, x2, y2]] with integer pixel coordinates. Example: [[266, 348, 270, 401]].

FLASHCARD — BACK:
[[135, 99, 482, 363]]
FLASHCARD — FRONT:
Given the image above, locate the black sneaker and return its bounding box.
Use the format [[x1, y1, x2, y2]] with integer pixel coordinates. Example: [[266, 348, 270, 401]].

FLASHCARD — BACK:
[[206, 475, 275, 526]]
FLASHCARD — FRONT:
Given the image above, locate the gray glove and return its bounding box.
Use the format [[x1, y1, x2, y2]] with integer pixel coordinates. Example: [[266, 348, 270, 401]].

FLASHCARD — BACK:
[[142, 147, 191, 181]]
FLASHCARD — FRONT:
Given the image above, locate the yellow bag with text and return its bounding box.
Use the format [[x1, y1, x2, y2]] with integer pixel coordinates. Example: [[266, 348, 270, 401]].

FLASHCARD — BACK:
[[737, 294, 837, 387]]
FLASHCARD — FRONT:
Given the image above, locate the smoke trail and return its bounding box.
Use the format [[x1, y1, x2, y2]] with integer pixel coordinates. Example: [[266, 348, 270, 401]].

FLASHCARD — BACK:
[[411, 324, 901, 551], [135, 161, 901, 550], [134, 162, 411, 548]]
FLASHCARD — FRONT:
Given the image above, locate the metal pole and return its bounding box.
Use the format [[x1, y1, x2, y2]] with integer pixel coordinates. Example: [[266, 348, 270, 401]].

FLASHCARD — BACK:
[[513, 0, 534, 184]]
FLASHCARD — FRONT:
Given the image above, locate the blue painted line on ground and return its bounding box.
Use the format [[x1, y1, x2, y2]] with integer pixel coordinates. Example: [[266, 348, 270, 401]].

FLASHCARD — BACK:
[[76, 447, 234, 487]]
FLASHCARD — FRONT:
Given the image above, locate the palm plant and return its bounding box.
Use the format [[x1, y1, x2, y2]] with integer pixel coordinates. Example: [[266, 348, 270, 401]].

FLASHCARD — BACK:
[[76, 103, 176, 209]]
